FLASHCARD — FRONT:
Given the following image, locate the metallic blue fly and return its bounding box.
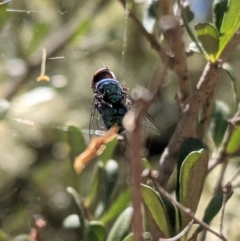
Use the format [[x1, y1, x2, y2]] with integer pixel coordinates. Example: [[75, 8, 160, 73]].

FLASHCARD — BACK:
[[89, 68, 160, 138]]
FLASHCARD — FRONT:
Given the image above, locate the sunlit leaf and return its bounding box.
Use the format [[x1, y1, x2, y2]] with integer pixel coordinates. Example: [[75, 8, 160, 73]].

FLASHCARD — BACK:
[[99, 189, 130, 224], [106, 207, 133, 241], [216, 0, 240, 59], [179, 149, 209, 228], [63, 214, 80, 229], [213, 0, 228, 31], [226, 126, 240, 154], [194, 23, 219, 62], [87, 221, 106, 241], [141, 184, 171, 238], [210, 101, 230, 147], [177, 138, 205, 197]]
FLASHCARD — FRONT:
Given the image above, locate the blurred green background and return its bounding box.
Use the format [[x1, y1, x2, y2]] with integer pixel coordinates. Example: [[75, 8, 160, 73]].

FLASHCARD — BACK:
[[0, 0, 240, 240]]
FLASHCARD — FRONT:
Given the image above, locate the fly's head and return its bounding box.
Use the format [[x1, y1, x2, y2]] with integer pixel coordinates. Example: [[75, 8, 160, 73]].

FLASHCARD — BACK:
[[91, 68, 116, 92]]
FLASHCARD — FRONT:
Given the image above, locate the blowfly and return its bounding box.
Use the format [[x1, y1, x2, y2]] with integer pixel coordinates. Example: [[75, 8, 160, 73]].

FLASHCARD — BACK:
[[89, 67, 160, 138]]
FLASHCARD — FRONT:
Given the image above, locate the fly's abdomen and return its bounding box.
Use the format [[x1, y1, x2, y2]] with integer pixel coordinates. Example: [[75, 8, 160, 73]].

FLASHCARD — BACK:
[[95, 78, 123, 103], [100, 103, 127, 132]]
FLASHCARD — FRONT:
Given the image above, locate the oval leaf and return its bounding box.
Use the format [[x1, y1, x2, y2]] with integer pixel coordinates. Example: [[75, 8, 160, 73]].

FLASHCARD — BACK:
[[106, 207, 133, 241], [100, 189, 130, 224], [141, 184, 171, 238], [210, 101, 230, 147], [194, 23, 219, 62], [226, 126, 240, 154], [179, 149, 209, 228], [87, 221, 106, 241], [217, 0, 240, 58], [190, 190, 233, 238], [213, 0, 228, 31]]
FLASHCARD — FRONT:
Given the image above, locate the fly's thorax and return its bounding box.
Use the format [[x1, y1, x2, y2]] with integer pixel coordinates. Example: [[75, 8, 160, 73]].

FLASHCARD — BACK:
[[95, 78, 124, 103]]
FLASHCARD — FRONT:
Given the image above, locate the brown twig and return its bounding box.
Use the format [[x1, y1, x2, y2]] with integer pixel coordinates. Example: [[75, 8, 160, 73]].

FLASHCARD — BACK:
[[219, 183, 232, 236], [159, 220, 194, 241], [149, 171, 228, 241], [197, 95, 214, 140], [159, 62, 219, 187], [158, 0, 192, 110], [209, 106, 240, 193], [123, 66, 167, 241]]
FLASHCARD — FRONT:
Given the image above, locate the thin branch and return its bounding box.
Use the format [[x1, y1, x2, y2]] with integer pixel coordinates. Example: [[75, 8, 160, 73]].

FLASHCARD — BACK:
[[158, 0, 192, 109], [159, 220, 194, 241], [209, 106, 240, 193], [159, 62, 219, 187], [197, 95, 214, 140], [149, 171, 228, 241], [157, 9, 240, 188], [219, 183, 231, 236]]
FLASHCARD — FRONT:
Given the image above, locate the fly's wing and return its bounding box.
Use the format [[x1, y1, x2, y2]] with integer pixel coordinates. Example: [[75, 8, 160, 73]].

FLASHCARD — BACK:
[[124, 95, 161, 135], [89, 97, 108, 139], [143, 112, 161, 135]]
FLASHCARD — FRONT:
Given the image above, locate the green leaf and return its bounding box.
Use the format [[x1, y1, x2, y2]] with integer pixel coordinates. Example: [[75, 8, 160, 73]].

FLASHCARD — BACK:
[[226, 126, 240, 154], [194, 23, 219, 62], [85, 161, 106, 209], [190, 190, 233, 238], [99, 137, 118, 165], [87, 221, 106, 241], [63, 214, 80, 229], [66, 187, 87, 236], [122, 233, 133, 241], [106, 207, 133, 241], [141, 184, 171, 238], [177, 138, 205, 194], [222, 62, 238, 112], [141, 157, 151, 169], [217, 0, 240, 59], [210, 101, 230, 147], [213, 0, 229, 31], [142, 0, 158, 33], [95, 159, 119, 217], [183, 3, 194, 23], [67, 125, 86, 163], [99, 189, 130, 224], [179, 149, 209, 228]]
